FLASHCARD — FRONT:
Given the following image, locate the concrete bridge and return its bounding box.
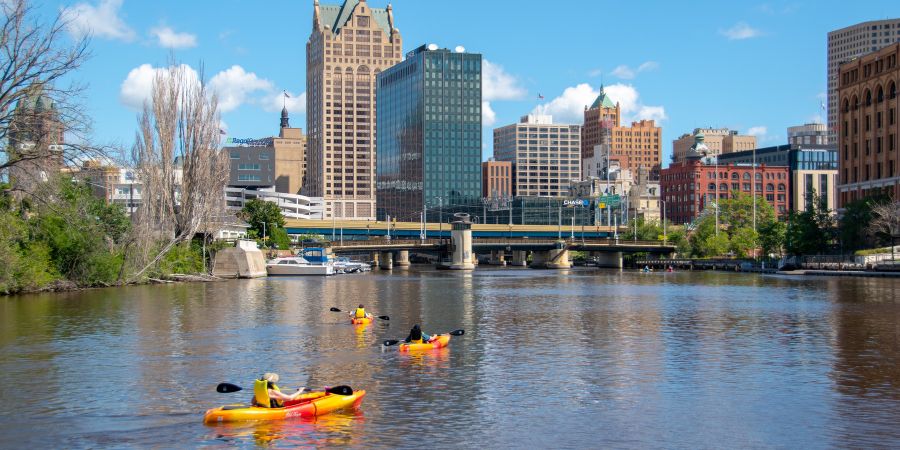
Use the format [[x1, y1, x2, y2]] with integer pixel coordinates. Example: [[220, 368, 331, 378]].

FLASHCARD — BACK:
[[330, 237, 676, 270]]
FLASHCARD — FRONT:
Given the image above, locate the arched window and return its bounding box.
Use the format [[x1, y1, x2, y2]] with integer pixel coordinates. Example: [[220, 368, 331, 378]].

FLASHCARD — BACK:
[[852, 95, 859, 110], [731, 172, 739, 180], [708, 183, 716, 190], [876, 85, 884, 103], [755, 173, 762, 180], [865, 89, 872, 106], [766, 183, 774, 192], [890, 81, 897, 100], [720, 183, 728, 191], [743, 173, 751, 180], [777, 183, 786, 191], [842, 98, 849, 113]]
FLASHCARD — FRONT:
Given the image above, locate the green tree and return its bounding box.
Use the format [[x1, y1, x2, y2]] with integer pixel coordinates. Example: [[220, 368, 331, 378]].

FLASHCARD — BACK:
[[622, 217, 665, 241], [269, 227, 291, 250], [839, 192, 890, 252], [785, 194, 836, 256], [666, 227, 692, 256], [758, 220, 786, 257], [690, 215, 730, 257], [240, 199, 286, 239], [729, 227, 759, 258]]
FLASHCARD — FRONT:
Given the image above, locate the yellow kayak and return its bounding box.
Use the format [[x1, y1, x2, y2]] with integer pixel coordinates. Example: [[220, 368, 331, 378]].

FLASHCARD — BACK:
[[204, 389, 366, 423]]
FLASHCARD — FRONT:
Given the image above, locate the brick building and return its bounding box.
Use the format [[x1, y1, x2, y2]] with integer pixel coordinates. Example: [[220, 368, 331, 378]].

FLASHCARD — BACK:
[[660, 134, 789, 225], [837, 42, 900, 206]]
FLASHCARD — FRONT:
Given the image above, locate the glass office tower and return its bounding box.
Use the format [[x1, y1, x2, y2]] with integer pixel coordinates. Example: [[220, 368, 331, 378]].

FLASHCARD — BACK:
[[376, 44, 482, 222]]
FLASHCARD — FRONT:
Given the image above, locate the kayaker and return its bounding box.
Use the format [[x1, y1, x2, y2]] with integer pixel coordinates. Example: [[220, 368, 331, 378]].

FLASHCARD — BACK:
[[349, 304, 373, 320], [252, 373, 307, 408], [404, 324, 433, 344]]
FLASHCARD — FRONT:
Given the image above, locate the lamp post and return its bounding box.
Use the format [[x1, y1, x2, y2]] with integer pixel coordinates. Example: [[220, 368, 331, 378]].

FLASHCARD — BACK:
[[661, 199, 667, 243]]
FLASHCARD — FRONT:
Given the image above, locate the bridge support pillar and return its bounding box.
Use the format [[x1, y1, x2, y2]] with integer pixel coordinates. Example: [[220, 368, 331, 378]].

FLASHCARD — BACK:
[[449, 214, 475, 270], [546, 247, 571, 269], [394, 250, 410, 268], [487, 250, 506, 266], [594, 251, 623, 269], [511, 251, 528, 266], [379, 251, 393, 270]]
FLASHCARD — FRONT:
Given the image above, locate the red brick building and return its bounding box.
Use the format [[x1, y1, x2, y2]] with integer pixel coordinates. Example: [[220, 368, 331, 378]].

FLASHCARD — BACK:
[[661, 159, 790, 225], [482, 158, 512, 198]]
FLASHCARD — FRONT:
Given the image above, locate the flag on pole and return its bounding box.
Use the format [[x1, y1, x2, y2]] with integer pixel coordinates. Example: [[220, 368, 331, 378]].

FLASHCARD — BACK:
[[219, 129, 226, 135], [284, 90, 291, 98], [537, 93, 544, 100], [820, 101, 825, 111]]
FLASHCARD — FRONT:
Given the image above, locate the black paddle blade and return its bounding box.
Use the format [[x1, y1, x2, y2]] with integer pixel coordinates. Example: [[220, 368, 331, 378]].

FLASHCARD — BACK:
[[377, 315, 390, 320], [329, 307, 342, 312], [325, 385, 353, 396], [216, 382, 243, 393], [383, 339, 401, 346], [449, 329, 465, 336]]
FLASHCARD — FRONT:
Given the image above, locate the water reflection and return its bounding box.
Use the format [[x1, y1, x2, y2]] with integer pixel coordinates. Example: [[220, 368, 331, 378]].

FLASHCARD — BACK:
[[1, 269, 900, 447]]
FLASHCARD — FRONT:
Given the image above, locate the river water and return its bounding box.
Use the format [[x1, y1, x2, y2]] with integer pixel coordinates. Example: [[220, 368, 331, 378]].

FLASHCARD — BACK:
[[1, 268, 900, 448]]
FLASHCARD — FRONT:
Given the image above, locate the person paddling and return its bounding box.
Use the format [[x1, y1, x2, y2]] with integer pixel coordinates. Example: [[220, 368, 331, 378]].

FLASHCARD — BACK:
[[251, 373, 307, 408], [404, 324, 434, 344], [349, 304, 373, 321]]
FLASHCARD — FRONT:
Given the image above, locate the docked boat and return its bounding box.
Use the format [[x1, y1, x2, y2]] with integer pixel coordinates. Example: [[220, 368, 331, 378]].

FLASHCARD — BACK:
[[334, 256, 371, 273], [266, 256, 335, 276], [203, 389, 366, 423]]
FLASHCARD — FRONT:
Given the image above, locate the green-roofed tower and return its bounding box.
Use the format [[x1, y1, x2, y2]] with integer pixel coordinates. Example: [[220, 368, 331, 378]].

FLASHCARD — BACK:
[[303, 0, 402, 219], [581, 84, 620, 161]]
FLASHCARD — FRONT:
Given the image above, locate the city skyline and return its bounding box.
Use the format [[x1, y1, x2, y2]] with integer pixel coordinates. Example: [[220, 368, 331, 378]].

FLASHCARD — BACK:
[[38, 0, 897, 165]]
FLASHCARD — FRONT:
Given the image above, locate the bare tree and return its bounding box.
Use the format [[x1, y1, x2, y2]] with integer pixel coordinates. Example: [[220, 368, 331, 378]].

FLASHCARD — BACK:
[[129, 63, 228, 280], [0, 0, 97, 192], [869, 200, 900, 252]]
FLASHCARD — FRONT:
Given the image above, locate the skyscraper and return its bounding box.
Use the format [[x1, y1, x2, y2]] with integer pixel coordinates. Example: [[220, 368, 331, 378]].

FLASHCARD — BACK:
[[303, 0, 402, 219], [827, 19, 900, 144], [581, 86, 663, 178], [376, 44, 483, 222]]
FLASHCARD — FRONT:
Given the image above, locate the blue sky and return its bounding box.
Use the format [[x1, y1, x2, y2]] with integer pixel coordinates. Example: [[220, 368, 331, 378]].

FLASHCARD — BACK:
[[43, 0, 899, 165]]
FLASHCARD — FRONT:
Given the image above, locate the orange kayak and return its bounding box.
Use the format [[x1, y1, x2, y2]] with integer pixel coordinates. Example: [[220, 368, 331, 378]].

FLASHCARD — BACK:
[[350, 316, 373, 325], [203, 389, 366, 423], [398, 334, 451, 352]]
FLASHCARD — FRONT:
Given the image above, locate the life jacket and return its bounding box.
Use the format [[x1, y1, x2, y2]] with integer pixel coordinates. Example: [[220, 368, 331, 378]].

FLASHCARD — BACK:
[[408, 327, 423, 344], [355, 308, 366, 319], [254, 379, 282, 408]]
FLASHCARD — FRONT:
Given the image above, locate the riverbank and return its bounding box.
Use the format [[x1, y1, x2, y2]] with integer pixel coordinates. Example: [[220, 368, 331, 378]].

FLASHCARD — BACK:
[[777, 269, 900, 278], [1, 272, 222, 297]]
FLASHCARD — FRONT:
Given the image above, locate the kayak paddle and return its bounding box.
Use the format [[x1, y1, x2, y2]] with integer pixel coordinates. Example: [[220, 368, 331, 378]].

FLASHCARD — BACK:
[[330, 307, 389, 321], [382, 329, 465, 347], [216, 383, 353, 396]]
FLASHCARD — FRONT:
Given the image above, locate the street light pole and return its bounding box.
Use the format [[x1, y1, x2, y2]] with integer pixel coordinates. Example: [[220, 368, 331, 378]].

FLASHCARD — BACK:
[[661, 199, 667, 243]]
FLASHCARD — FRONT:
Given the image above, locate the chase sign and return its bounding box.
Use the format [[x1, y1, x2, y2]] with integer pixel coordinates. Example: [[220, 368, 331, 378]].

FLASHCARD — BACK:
[[563, 199, 590, 207]]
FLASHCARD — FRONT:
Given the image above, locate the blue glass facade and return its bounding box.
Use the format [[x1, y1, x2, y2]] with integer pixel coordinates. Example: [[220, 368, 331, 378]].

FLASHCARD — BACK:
[[376, 45, 482, 222]]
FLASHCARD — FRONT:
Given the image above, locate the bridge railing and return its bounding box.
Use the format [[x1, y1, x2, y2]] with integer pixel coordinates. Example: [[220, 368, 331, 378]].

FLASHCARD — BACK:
[[328, 237, 670, 247]]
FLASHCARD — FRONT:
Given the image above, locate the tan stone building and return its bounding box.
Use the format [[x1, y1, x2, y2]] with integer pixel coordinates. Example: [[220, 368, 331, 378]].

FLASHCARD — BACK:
[[828, 19, 900, 144], [837, 42, 900, 206], [581, 86, 662, 177], [494, 115, 581, 197], [273, 107, 307, 194], [672, 128, 756, 163], [303, 0, 401, 219]]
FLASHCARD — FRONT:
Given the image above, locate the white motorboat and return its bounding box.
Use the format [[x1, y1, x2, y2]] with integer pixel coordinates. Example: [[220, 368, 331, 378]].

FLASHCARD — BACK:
[[266, 256, 335, 276], [334, 256, 372, 273]]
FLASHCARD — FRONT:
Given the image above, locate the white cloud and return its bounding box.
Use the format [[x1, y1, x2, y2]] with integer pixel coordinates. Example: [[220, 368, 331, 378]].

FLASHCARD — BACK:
[[209, 65, 273, 112], [531, 82, 666, 125], [119, 63, 200, 110], [483, 59, 526, 101], [720, 22, 763, 40], [609, 61, 659, 80], [482, 101, 496, 127], [263, 90, 306, 114], [588, 68, 604, 77], [151, 26, 197, 49], [610, 65, 636, 80], [62, 0, 135, 41], [747, 126, 768, 137]]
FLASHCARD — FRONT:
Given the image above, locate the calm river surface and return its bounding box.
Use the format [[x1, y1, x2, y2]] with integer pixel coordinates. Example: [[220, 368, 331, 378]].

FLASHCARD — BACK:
[[2, 268, 900, 448]]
